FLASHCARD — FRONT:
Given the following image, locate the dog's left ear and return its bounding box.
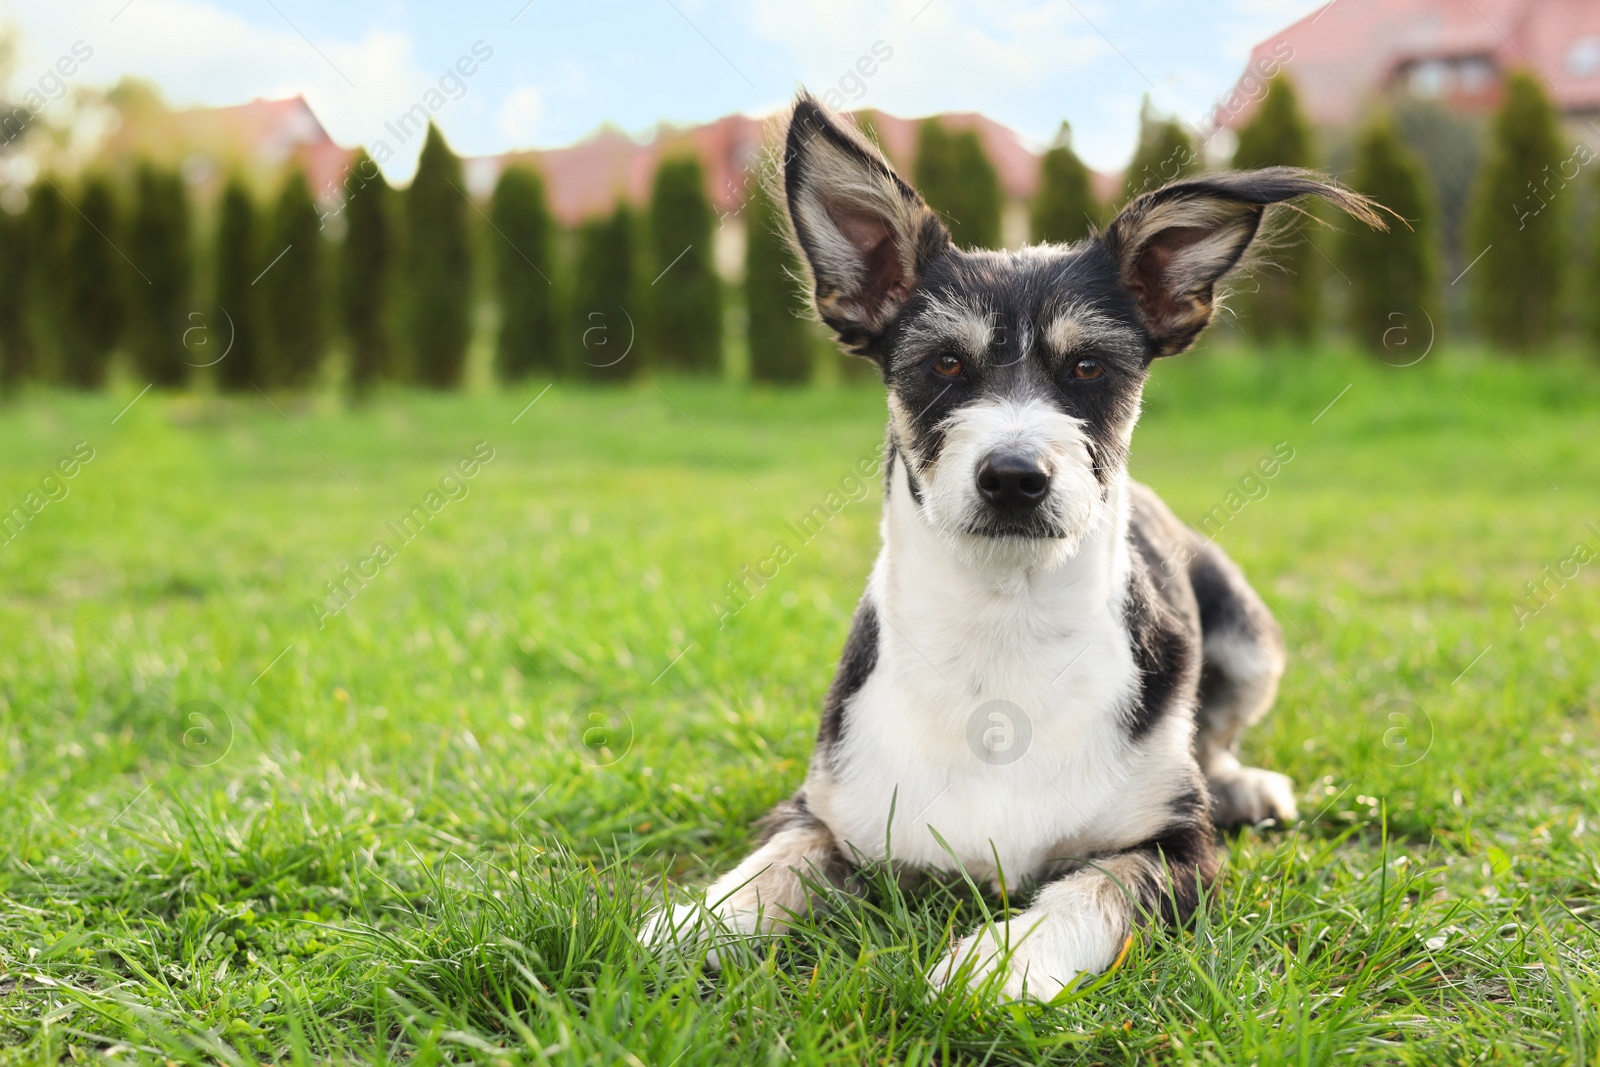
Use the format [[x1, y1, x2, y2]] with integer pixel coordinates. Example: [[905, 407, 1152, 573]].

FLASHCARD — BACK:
[[780, 92, 952, 356], [1103, 167, 1385, 357]]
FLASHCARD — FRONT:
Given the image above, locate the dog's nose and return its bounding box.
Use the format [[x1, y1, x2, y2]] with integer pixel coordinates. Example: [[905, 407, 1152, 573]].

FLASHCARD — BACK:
[[976, 453, 1050, 512]]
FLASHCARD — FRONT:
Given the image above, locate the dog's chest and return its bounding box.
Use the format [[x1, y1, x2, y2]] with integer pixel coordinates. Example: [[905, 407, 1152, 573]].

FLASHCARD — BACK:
[[811, 580, 1146, 881]]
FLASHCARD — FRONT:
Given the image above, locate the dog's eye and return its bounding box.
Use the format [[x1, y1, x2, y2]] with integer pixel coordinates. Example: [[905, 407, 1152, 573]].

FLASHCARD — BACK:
[[1069, 357, 1104, 381], [931, 353, 966, 378]]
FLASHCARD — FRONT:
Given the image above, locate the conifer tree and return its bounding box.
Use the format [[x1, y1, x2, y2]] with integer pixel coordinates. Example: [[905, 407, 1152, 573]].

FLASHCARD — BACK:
[[126, 163, 192, 386], [916, 119, 1002, 249], [649, 155, 722, 374], [1588, 168, 1600, 354], [214, 177, 263, 391], [0, 204, 37, 387], [572, 203, 640, 382], [262, 170, 326, 388], [1232, 74, 1320, 344], [1120, 102, 1198, 205], [62, 175, 123, 389], [339, 151, 397, 390], [1467, 71, 1568, 351], [1340, 113, 1439, 355], [405, 123, 473, 387], [1031, 124, 1098, 244], [25, 179, 72, 382], [745, 183, 812, 383], [488, 164, 561, 380]]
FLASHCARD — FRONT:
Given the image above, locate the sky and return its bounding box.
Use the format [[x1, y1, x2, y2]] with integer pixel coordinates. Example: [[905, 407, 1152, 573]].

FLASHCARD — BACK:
[[0, 0, 1325, 180]]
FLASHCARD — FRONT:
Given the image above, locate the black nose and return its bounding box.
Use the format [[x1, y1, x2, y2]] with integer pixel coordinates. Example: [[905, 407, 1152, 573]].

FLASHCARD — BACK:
[[976, 453, 1050, 512]]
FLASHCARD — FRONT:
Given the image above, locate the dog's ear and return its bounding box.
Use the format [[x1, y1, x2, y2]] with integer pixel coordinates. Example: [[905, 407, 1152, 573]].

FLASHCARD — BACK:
[[1103, 167, 1385, 357], [780, 92, 951, 356]]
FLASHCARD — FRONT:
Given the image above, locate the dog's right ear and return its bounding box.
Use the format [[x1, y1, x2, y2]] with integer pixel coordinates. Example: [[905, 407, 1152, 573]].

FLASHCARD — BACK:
[[781, 93, 951, 356]]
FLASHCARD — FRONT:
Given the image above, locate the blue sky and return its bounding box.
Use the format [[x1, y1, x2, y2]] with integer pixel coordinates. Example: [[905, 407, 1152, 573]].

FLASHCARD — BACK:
[[2, 0, 1323, 179]]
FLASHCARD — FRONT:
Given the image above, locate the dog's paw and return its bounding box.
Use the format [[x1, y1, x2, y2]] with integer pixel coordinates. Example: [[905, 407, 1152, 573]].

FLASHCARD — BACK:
[[926, 921, 1077, 1003], [1208, 765, 1298, 827], [638, 902, 762, 970]]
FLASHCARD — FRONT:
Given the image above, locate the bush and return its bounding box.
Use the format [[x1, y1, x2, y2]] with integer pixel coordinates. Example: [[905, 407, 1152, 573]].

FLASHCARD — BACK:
[[571, 204, 641, 382], [61, 175, 123, 389], [213, 178, 264, 392], [649, 155, 722, 374], [745, 184, 812, 384], [1340, 113, 1439, 355], [915, 119, 1002, 249], [405, 123, 473, 388], [261, 170, 326, 388], [1031, 125, 1097, 244], [1467, 71, 1568, 350], [126, 163, 192, 387], [1232, 75, 1320, 344], [340, 151, 398, 390], [489, 165, 562, 381]]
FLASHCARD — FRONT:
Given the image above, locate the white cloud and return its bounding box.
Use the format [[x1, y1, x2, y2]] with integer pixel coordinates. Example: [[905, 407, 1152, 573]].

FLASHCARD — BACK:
[[1, 0, 454, 179], [495, 84, 543, 148]]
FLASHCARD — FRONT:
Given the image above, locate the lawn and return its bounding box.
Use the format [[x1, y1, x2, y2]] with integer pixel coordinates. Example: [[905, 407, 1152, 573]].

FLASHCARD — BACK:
[[1, 347, 1598, 1065]]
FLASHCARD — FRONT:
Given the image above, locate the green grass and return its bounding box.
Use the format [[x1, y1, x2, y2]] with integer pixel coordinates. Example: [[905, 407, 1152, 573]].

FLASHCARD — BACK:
[[1, 347, 1598, 1064]]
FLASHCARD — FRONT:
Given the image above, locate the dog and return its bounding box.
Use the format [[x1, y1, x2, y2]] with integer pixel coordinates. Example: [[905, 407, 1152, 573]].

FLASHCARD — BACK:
[[643, 93, 1383, 1001]]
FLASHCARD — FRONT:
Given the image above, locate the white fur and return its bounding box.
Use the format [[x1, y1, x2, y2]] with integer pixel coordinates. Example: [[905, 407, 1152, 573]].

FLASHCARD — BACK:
[[904, 293, 996, 357], [906, 395, 1110, 569], [928, 851, 1159, 999], [805, 464, 1194, 884], [640, 823, 837, 966], [1042, 301, 1140, 358]]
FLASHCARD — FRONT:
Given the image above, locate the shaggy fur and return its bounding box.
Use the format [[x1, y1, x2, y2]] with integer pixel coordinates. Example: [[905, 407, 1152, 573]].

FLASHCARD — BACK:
[[641, 93, 1383, 1001]]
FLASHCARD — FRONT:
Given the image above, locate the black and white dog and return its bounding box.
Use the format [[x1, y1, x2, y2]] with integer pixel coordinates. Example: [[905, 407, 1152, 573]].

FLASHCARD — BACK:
[[644, 94, 1381, 1000]]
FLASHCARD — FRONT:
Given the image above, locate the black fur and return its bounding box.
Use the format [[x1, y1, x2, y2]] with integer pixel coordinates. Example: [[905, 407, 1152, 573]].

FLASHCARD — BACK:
[[1127, 812, 1219, 927], [1118, 566, 1196, 741], [690, 95, 1385, 993], [817, 600, 880, 755]]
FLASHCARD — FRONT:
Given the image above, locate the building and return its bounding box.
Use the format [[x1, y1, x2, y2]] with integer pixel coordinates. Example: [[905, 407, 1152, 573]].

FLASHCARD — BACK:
[[1226, 0, 1600, 129]]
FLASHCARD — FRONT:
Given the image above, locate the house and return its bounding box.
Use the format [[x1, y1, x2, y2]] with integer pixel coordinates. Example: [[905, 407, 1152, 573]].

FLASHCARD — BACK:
[[463, 108, 1093, 228], [1224, 0, 1600, 128], [99, 93, 354, 198]]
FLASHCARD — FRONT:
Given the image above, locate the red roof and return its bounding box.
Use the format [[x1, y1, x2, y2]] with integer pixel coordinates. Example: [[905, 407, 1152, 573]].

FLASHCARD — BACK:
[[1224, 0, 1600, 128], [466, 109, 1112, 225]]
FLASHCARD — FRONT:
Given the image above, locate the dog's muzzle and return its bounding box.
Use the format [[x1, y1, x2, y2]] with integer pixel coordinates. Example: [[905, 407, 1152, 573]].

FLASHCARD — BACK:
[[976, 452, 1051, 517]]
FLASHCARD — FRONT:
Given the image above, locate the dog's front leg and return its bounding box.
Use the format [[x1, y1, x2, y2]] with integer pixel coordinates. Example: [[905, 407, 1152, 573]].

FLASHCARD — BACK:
[[929, 828, 1216, 1002], [641, 799, 843, 967]]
